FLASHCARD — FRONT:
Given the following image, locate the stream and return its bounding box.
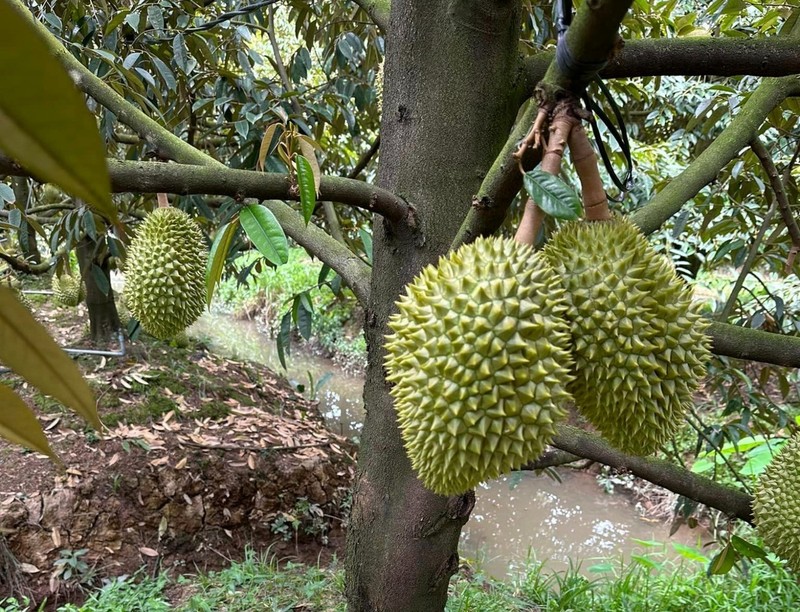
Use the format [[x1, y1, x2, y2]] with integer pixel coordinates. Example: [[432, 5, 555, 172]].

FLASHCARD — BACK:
[[189, 312, 706, 577]]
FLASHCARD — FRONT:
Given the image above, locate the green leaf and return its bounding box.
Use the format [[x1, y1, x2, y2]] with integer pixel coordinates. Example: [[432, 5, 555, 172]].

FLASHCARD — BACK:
[[707, 543, 738, 576], [0, 1, 116, 223], [90, 264, 110, 296], [359, 228, 373, 265], [240, 204, 289, 266], [522, 168, 582, 220], [295, 294, 312, 340], [0, 183, 14, 203], [0, 287, 100, 429], [295, 155, 317, 225], [0, 384, 56, 460], [205, 220, 239, 306], [730, 535, 768, 560], [277, 310, 291, 369], [671, 542, 709, 564]]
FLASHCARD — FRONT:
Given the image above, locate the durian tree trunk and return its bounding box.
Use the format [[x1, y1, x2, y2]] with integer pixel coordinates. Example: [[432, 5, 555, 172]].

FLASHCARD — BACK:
[[11, 178, 41, 265], [345, 1, 522, 610], [76, 236, 120, 343]]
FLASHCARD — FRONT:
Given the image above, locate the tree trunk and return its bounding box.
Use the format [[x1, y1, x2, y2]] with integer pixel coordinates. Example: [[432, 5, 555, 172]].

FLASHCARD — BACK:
[[77, 237, 120, 343], [345, 1, 522, 610], [11, 178, 42, 264]]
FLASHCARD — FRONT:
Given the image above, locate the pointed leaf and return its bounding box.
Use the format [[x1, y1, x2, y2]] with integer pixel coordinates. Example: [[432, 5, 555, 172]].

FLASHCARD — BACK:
[[707, 543, 738, 576], [295, 155, 317, 225], [523, 167, 582, 220], [239, 204, 289, 266], [206, 220, 239, 306], [0, 287, 100, 429], [276, 310, 291, 369], [257, 123, 281, 171], [0, 1, 116, 223], [297, 138, 321, 193], [730, 535, 768, 560], [359, 228, 373, 265], [90, 264, 110, 296], [0, 384, 56, 459]]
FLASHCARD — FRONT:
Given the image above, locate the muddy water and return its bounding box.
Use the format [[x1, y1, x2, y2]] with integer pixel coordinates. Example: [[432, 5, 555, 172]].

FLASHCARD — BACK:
[[188, 312, 705, 577]]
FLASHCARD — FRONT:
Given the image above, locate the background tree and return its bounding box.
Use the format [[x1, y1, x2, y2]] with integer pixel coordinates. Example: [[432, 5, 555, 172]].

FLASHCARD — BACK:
[[1, 0, 800, 610]]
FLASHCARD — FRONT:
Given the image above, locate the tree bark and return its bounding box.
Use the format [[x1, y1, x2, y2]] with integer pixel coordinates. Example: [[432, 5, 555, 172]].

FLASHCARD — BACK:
[[11, 178, 41, 265], [345, 1, 522, 610], [76, 237, 120, 343]]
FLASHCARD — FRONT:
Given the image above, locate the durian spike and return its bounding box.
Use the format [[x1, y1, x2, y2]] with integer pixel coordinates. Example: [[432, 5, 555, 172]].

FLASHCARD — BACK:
[[568, 124, 611, 221], [515, 111, 580, 246]]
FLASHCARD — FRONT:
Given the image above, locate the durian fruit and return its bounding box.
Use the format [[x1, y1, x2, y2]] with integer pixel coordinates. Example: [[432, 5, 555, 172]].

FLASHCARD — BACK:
[[52, 273, 84, 307], [753, 434, 800, 572], [124, 207, 207, 340], [543, 217, 710, 456], [385, 236, 574, 496]]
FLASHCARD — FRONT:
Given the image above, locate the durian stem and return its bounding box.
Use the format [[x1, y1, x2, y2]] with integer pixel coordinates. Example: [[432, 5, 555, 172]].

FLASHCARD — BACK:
[[515, 115, 578, 245], [568, 124, 611, 221], [157, 193, 170, 208]]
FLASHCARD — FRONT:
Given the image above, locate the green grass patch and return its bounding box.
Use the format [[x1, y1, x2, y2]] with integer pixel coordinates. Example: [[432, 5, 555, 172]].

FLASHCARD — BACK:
[[4, 550, 800, 612]]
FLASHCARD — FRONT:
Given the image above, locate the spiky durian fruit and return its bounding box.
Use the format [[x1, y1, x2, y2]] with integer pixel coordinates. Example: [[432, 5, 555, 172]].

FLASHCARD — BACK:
[[754, 435, 800, 572], [385, 236, 574, 496], [52, 274, 84, 307], [543, 217, 710, 456], [124, 207, 207, 340]]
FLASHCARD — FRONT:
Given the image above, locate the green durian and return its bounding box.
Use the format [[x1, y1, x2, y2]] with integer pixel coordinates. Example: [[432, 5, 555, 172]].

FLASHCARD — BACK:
[[385, 236, 574, 496], [124, 207, 207, 340], [52, 274, 84, 307], [543, 217, 710, 456], [753, 434, 800, 572]]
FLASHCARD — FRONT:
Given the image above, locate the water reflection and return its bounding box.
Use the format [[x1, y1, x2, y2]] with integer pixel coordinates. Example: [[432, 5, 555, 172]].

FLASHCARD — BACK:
[[461, 470, 704, 577]]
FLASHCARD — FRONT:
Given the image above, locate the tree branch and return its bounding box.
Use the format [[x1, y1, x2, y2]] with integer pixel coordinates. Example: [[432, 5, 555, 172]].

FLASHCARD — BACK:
[[524, 37, 800, 94], [750, 137, 800, 270], [551, 425, 754, 523], [708, 321, 800, 367], [0, 156, 375, 303], [0, 156, 411, 225], [8, 0, 220, 168], [630, 74, 800, 235], [351, 0, 389, 32], [348, 135, 381, 179]]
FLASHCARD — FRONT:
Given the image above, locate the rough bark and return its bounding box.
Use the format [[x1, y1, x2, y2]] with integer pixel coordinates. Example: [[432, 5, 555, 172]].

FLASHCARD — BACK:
[[345, 1, 522, 610], [11, 178, 41, 264], [76, 237, 120, 343]]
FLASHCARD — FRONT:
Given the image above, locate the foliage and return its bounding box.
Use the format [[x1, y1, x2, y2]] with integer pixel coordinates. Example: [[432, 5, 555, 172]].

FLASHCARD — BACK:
[[4, 551, 800, 612]]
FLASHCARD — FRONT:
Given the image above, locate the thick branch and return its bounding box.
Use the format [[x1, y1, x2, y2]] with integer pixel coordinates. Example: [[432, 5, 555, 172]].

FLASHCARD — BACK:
[[351, 0, 389, 32], [525, 37, 800, 94], [0, 157, 411, 224], [709, 321, 800, 367], [8, 0, 219, 168], [630, 74, 800, 235], [552, 425, 753, 523], [0, 252, 52, 275]]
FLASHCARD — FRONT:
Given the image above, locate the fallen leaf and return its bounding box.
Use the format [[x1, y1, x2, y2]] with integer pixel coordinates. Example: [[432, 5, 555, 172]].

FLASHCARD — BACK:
[[139, 546, 159, 557]]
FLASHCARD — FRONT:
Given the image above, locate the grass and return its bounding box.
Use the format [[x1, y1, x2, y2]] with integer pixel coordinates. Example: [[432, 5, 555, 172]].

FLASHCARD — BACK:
[[3, 549, 800, 612], [214, 248, 366, 369]]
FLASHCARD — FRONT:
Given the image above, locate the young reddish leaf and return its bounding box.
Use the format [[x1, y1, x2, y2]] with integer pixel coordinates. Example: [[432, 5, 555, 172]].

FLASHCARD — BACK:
[[257, 123, 281, 171]]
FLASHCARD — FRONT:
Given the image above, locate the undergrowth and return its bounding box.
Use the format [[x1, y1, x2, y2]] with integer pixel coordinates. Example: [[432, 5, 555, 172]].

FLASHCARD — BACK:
[[215, 248, 365, 370], [3, 548, 800, 611]]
